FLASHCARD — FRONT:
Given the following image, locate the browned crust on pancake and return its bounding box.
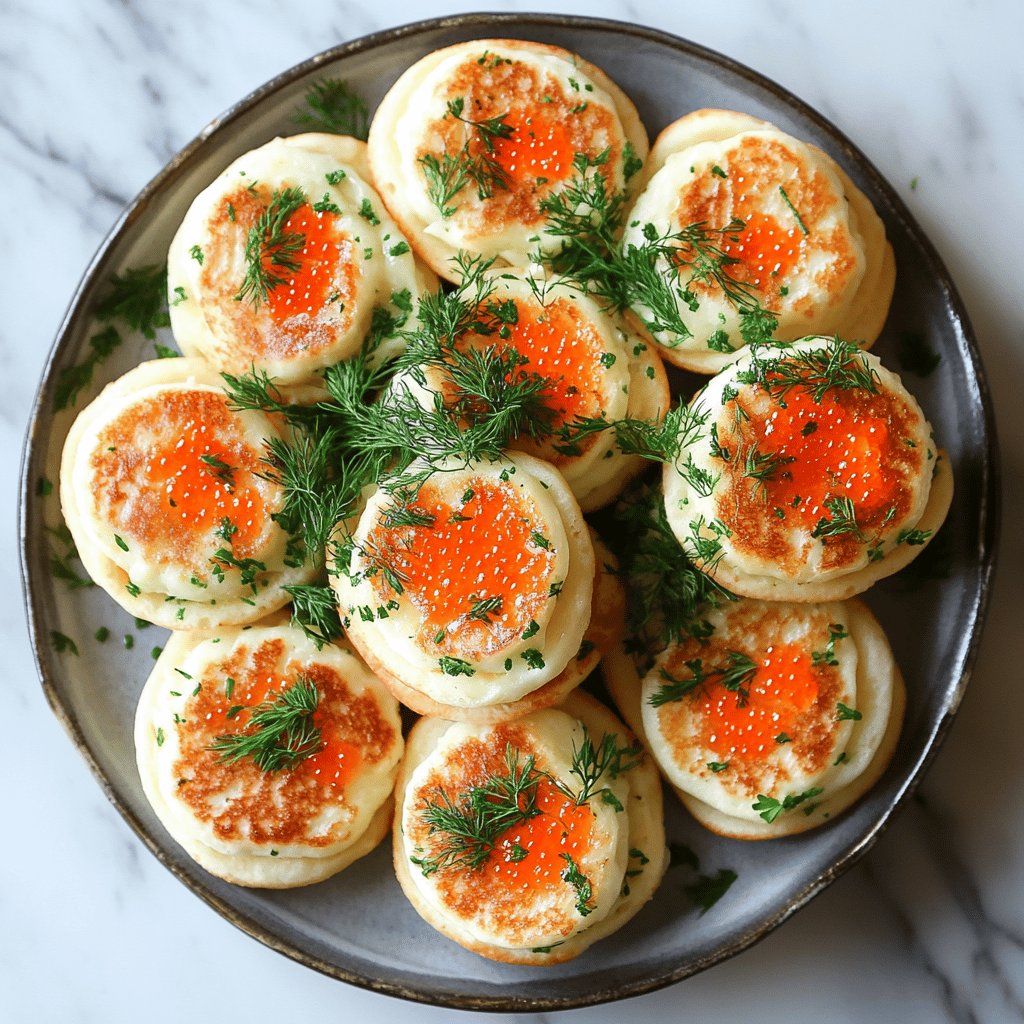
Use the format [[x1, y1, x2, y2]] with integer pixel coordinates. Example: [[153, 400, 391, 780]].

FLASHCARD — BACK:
[[699, 450, 953, 602], [134, 625, 402, 887], [391, 691, 667, 963]]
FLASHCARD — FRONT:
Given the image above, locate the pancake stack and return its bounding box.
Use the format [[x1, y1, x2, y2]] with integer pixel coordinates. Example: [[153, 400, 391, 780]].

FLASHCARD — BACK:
[[57, 35, 950, 961]]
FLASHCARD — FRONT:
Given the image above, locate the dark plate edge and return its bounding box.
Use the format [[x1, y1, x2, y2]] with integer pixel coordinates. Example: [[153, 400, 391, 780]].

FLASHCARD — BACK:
[[19, 10, 1001, 1013]]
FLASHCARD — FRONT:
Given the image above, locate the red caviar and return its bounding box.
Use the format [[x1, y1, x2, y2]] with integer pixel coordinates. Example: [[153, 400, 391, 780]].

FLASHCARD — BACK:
[[266, 205, 354, 325], [746, 387, 896, 527], [201, 675, 361, 790], [142, 402, 264, 554], [367, 478, 555, 659], [722, 208, 803, 289], [491, 111, 575, 187], [488, 779, 594, 895], [699, 642, 818, 761], [499, 297, 607, 424]]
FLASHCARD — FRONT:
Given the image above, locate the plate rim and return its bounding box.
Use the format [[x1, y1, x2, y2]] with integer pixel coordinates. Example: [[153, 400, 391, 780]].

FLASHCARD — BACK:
[[20, 10, 1001, 1012]]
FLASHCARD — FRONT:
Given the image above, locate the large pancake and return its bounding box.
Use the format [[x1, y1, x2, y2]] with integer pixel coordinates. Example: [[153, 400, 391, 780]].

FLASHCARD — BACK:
[[623, 109, 895, 373], [662, 337, 952, 601], [60, 358, 319, 629], [393, 690, 667, 962], [135, 621, 403, 886], [168, 133, 436, 386], [604, 597, 904, 839], [368, 39, 648, 282], [331, 453, 596, 719]]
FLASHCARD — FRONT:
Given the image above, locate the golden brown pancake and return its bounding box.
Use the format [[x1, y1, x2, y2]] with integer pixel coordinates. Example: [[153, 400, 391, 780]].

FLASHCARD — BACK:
[[393, 690, 667, 962], [623, 109, 895, 373], [368, 39, 648, 282], [60, 358, 319, 628], [603, 597, 904, 839], [168, 134, 436, 386], [330, 453, 597, 720], [662, 337, 953, 601], [135, 621, 403, 886]]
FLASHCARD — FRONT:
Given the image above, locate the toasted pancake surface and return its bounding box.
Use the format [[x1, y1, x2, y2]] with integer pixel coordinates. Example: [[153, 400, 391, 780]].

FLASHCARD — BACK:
[[60, 358, 318, 628], [605, 598, 903, 838], [331, 453, 595, 716], [663, 337, 952, 600], [135, 622, 402, 886], [393, 692, 667, 962], [168, 134, 435, 384], [624, 110, 894, 372], [368, 39, 648, 280]]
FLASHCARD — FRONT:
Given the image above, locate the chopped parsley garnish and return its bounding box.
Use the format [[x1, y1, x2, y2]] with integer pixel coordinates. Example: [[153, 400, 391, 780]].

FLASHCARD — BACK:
[[752, 787, 824, 823]]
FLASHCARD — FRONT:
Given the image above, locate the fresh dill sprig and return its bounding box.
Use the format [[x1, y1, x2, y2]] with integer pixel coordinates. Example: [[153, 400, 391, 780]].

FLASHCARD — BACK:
[[604, 481, 733, 662], [622, 219, 778, 348], [811, 496, 865, 542], [534, 149, 626, 296], [418, 97, 514, 216], [554, 403, 708, 464], [234, 186, 308, 307], [648, 650, 757, 707], [293, 78, 370, 140], [53, 326, 123, 412], [560, 853, 595, 916], [556, 732, 642, 810], [743, 442, 795, 495], [736, 338, 879, 405], [282, 583, 344, 649], [209, 676, 322, 772], [94, 263, 171, 339], [411, 745, 541, 876]]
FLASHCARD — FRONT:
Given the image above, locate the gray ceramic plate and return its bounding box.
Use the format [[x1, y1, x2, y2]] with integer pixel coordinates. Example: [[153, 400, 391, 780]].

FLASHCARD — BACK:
[[21, 12, 998, 1012]]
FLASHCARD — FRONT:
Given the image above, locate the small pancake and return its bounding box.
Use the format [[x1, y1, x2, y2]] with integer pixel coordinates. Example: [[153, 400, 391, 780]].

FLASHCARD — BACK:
[[167, 133, 436, 386], [623, 109, 895, 373], [393, 690, 667, 962], [135, 621, 403, 886], [389, 269, 670, 511], [662, 337, 953, 601], [331, 453, 595, 720], [368, 39, 648, 282], [60, 358, 319, 629], [603, 597, 904, 838]]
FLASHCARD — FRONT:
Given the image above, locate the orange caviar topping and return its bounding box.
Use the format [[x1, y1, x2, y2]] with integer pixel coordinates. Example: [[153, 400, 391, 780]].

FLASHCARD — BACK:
[[266, 204, 354, 325], [366, 478, 556, 660], [198, 675, 361, 791], [143, 411, 264, 554], [499, 297, 607, 424], [742, 386, 899, 528], [722, 208, 803, 289], [698, 642, 818, 761], [488, 779, 593, 894], [491, 110, 575, 187]]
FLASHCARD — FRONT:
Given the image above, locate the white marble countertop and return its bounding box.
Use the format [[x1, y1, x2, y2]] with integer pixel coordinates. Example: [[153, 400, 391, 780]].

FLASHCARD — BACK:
[[5, 1, 1022, 1021]]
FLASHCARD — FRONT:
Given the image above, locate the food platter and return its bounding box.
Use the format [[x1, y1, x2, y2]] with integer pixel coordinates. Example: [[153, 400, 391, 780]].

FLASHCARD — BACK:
[[20, 13, 998, 1011]]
